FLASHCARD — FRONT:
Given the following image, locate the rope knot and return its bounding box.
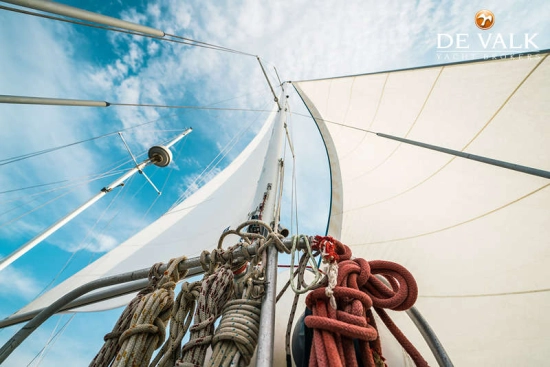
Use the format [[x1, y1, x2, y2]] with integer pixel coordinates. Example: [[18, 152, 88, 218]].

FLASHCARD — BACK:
[[312, 236, 352, 263]]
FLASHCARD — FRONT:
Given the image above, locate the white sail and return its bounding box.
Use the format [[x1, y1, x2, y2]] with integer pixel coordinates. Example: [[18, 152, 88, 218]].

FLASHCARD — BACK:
[[18, 107, 278, 313], [294, 53, 550, 366]]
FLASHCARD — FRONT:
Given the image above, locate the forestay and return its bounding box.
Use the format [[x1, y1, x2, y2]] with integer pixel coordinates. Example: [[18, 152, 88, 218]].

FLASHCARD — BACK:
[[294, 52, 550, 366], [18, 108, 278, 313]]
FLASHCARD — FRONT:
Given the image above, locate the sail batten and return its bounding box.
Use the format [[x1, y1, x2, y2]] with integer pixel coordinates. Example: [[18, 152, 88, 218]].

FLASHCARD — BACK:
[[295, 52, 550, 366]]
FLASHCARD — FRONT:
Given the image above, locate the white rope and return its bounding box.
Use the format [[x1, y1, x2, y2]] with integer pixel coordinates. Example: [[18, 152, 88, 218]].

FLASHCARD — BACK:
[[290, 235, 322, 294]]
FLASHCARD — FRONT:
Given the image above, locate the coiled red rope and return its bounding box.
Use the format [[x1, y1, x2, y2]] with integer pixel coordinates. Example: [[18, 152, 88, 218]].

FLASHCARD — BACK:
[[305, 236, 429, 367]]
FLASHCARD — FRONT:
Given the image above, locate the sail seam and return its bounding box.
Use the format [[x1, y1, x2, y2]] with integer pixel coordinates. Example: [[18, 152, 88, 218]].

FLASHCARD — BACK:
[[461, 54, 548, 151], [419, 288, 550, 298], [349, 67, 445, 179], [340, 73, 390, 160], [348, 182, 550, 245]]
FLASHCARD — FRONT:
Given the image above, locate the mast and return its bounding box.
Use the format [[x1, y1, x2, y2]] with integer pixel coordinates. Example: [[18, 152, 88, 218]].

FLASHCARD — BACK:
[[0, 128, 192, 272], [250, 88, 286, 367]]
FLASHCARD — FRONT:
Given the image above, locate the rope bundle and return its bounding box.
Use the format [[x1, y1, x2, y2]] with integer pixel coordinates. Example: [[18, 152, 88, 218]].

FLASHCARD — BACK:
[[151, 281, 201, 367], [89, 287, 153, 367], [176, 266, 234, 367], [304, 237, 428, 367], [89, 257, 187, 367], [206, 228, 273, 366], [112, 257, 188, 367], [207, 299, 262, 366]]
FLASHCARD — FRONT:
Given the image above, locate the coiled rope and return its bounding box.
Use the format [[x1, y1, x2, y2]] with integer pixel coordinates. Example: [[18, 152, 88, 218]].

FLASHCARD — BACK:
[[206, 219, 289, 366], [207, 274, 264, 367], [305, 236, 429, 367]]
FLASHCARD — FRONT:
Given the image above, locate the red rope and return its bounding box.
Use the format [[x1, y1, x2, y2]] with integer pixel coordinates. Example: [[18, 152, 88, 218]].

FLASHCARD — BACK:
[[305, 237, 429, 367]]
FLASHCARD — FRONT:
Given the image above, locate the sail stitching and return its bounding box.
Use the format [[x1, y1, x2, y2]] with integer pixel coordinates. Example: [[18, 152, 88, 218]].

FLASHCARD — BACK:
[[349, 67, 445, 179], [340, 73, 390, 160], [461, 54, 548, 151], [341, 56, 546, 214], [420, 287, 550, 298], [349, 182, 550, 245]]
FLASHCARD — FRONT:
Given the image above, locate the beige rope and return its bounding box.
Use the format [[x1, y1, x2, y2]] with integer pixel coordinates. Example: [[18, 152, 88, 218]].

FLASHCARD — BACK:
[[91, 220, 289, 367], [150, 281, 201, 367], [206, 220, 292, 367], [177, 265, 234, 367], [111, 256, 187, 367], [89, 286, 154, 367], [207, 268, 266, 366], [89, 261, 168, 367]]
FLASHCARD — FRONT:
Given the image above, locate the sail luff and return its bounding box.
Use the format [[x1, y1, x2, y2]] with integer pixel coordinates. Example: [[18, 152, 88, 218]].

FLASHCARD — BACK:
[[292, 82, 342, 238]]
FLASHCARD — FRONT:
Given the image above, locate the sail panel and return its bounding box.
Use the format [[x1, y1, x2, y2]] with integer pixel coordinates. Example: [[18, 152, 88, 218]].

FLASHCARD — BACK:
[[18, 108, 278, 313], [294, 53, 550, 366]]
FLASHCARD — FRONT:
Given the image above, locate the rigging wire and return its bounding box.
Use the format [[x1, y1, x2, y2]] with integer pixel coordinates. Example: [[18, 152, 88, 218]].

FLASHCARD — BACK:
[[286, 104, 299, 235], [168, 99, 273, 211], [0, 189, 74, 229], [85, 175, 139, 265], [108, 102, 270, 112], [26, 315, 63, 367], [0, 105, 267, 167], [163, 33, 254, 57], [290, 111, 377, 134], [35, 177, 130, 297], [0, 152, 145, 207], [167, 130, 242, 210], [0, 122, 153, 167], [0, 169, 127, 198], [0, 5, 255, 57], [27, 314, 76, 367], [0, 139, 151, 229]]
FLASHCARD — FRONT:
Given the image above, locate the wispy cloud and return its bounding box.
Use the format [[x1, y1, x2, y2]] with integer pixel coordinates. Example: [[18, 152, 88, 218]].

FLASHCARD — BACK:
[[0, 266, 43, 300]]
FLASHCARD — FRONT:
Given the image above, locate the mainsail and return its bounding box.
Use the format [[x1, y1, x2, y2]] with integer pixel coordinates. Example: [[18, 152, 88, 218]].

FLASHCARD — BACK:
[[17, 107, 279, 313], [294, 52, 550, 366]]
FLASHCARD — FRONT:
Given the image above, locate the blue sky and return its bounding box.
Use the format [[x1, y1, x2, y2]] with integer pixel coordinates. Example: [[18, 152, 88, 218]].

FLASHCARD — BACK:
[[0, 0, 549, 365]]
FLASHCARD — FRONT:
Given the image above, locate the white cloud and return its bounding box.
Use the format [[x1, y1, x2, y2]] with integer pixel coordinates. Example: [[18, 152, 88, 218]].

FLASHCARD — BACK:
[[66, 232, 119, 253], [0, 266, 43, 300]]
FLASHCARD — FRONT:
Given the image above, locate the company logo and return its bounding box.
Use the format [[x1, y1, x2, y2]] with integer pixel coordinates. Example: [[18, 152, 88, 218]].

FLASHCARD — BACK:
[[434, 10, 540, 61], [475, 10, 494, 30]]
